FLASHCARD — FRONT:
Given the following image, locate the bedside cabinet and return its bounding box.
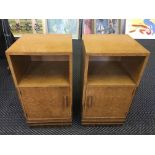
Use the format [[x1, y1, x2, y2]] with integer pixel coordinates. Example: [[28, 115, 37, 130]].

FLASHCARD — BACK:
[[82, 34, 150, 125], [6, 34, 72, 126]]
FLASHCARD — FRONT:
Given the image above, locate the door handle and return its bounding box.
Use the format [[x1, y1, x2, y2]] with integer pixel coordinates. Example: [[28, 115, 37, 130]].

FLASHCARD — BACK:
[[86, 96, 93, 108], [63, 96, 69, 108]]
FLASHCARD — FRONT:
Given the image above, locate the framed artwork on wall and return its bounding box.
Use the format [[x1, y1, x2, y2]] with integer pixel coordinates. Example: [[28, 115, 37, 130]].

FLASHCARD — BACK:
[[94, 19, 121, 34], [120, 19, 126, 34], [83, 19, 94, 34], [125, 19, 155, 39], [82, 19, 125, 35], [9, 19, 47, 37], [31, 19, 47, 34], [47, 19, 79, 39]]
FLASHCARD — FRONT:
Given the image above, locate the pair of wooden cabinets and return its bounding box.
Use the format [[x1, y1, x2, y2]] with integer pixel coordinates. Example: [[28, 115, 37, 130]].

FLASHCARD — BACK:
[[6, 34, 149, 126]]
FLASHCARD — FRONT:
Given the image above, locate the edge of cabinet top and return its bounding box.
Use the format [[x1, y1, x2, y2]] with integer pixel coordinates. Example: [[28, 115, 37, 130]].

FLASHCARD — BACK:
[[82, 34, 150, 56], [6, 34, 72, 55]]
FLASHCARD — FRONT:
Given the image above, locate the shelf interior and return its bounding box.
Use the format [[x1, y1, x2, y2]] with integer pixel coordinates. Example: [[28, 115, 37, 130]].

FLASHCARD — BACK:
[[10, 55, 70, 87], [18, 61, 69, 87], [88, 61, 136, 86]]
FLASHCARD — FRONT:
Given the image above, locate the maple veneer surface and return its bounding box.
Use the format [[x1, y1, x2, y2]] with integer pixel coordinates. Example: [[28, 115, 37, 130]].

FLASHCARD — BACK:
[[83, 34, 149, 56], [82, 34, 150, 125], [6, 34, 72, 126]]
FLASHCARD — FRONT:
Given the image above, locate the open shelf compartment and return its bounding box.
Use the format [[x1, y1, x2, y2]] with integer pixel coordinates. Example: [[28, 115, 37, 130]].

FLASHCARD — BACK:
[[10, 55, 70, 87], [87, 56, 145, 86]]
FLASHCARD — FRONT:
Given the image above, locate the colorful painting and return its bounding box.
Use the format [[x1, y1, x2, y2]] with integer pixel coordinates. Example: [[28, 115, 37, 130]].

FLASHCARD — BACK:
[[125, 19, 155, 39], [9, 19, 46, 37], [47, 19, 79, 39], [83, 19, 94, 34], [95, 19, 120, 34]]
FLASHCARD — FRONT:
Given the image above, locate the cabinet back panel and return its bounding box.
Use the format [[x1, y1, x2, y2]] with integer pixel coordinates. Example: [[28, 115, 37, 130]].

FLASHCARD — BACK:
[[31, 55, 69, 61], [9, 55, 70, 86], [121, 56, 146, 84], [89, 56, 121, 61]]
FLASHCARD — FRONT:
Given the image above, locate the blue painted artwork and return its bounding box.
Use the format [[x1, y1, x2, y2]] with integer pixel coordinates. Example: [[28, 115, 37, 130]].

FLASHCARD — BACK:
[[126, 19, 155, 39], [47, 19, 79, 39], [95, 19, 119, 34], [144, 19, 155, 35]]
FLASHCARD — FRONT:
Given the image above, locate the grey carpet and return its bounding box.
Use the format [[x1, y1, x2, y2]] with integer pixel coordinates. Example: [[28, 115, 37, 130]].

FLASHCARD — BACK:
[[0, 39, 154, 135]]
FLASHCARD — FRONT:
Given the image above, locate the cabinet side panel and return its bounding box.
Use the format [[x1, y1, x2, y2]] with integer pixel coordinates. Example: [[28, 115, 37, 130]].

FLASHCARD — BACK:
[[6, 54, 28, 119], [82, 41, 89, 112], [69, 54, 73, 117], [9, 55, 31, 84]]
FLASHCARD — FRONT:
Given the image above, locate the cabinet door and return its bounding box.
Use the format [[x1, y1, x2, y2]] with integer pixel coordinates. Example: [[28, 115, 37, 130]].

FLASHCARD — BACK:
[[83, 87, 135, 119], [20, 87, 71, 120]]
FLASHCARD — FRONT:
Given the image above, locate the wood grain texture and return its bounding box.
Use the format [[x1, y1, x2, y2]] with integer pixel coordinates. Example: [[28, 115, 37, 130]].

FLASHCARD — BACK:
[[7, 55, 31, 84], [18, 61, 69, 87], [28, 121, 72, 126], [83, 34, 150, 56], [6, 34, 72, 126], [20, 87, 71, 120], [82, 34, 150, 125], [31, 55, 69, 61], [121, 56, 149, 86], [6, 55, 29, 119], [69, 54, 73, 115], [82, 118, 125, 125], [88, 61, 135, 86], [83, 87, 135, 118], [6, 34, 72, 55]]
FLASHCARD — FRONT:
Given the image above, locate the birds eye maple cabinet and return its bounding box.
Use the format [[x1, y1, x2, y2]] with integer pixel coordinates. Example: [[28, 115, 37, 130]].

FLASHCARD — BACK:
[[6, 34, 72, 126], [82, 34, 150, 125]]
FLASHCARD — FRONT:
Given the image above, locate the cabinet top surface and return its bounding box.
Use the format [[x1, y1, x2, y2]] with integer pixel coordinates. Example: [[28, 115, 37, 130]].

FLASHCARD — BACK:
[[83, 34, 150, 56], [6, 34, 72, 55]]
